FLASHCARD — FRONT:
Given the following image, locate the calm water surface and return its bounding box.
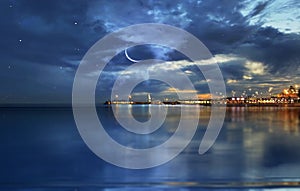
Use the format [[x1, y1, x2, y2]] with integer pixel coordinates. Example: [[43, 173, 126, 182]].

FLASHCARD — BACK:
[[0, 106, 300, 190]]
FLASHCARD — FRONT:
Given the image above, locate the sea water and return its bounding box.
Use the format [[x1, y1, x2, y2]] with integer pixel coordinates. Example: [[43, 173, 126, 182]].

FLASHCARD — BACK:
[[0, 106, 300, 190]]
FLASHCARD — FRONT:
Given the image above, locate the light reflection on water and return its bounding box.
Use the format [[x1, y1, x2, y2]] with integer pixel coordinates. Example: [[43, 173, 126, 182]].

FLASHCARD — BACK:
[[0, 106, 300, 189]]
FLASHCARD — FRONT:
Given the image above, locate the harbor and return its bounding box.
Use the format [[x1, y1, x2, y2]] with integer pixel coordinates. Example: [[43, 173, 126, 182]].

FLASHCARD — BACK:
[[105, 85, 300, 107]]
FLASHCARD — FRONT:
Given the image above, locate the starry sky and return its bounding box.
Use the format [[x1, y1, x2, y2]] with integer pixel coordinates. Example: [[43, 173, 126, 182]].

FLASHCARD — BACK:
[[1, 0, 300, 104]]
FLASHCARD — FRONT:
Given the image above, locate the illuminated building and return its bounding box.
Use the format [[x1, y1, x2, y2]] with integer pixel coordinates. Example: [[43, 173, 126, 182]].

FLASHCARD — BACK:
[[277, 86, 299, 103]]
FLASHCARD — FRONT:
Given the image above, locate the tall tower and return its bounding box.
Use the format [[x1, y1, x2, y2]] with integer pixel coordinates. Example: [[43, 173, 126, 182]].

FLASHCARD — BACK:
[[147, 93, 152, 103], [128, 95, 133, 104]]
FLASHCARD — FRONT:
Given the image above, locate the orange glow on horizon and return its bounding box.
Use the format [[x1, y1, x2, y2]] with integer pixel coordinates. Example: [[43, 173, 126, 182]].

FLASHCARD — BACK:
[[197, 93, 212, 99]]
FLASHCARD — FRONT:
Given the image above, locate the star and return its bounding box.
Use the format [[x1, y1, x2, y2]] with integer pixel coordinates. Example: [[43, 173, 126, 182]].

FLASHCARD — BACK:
[[74, 22, 78, 25], [19, 39, 22, 42]]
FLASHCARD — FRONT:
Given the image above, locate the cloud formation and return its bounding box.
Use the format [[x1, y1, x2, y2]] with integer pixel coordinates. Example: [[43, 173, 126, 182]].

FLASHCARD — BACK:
[[0, 0, 299, 103]]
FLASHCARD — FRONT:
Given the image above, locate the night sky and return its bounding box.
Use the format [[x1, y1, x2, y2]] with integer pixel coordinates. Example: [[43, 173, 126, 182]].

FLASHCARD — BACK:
[[1, 0, 300, 104]]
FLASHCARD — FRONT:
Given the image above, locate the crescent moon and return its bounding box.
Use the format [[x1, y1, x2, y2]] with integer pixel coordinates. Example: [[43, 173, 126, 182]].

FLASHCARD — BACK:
[[125, 49, 140, 63]]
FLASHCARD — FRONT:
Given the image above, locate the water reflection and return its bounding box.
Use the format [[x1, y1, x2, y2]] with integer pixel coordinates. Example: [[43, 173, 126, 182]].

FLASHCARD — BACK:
[[226, 107, 300, 134], [223, 107, 300, 180], [1, 106, 300, 189]]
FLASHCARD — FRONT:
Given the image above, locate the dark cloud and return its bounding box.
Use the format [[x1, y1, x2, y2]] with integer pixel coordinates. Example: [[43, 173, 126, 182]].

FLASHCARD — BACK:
[[249, 1, 269, 17], [236, 27, 300, 74]]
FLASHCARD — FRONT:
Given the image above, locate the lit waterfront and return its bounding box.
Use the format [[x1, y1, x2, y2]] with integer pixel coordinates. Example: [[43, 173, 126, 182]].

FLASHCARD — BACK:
[[105, 85, 300, 106]]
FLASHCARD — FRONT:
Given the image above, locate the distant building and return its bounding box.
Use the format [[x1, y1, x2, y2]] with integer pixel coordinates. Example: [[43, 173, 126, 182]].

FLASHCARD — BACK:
[[277, 86, 299, 103], [147, 94, 152, 103]]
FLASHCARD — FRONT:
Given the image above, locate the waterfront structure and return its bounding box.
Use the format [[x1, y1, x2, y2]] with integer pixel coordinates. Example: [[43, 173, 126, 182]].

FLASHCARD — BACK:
[[105, 86, 300, 106], [276, 86, 299, 103], [226, 86, 299, 106], [147, 94, 152, 103]]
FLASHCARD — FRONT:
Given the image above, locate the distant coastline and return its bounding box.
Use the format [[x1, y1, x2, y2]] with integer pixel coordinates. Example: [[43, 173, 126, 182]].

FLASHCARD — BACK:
[[103, 101, 300, 107], [105, 85, 300, 107], [1, 86, 299, 108], [1, 102, 300, 108]]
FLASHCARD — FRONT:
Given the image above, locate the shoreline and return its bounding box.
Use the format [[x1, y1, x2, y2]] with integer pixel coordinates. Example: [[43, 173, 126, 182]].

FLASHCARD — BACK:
[[1, 103, 300, 108]]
